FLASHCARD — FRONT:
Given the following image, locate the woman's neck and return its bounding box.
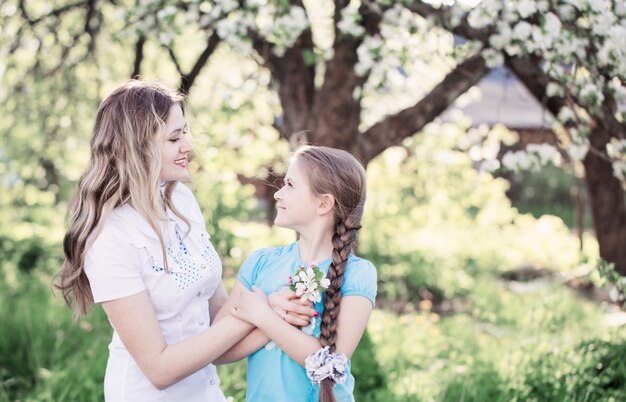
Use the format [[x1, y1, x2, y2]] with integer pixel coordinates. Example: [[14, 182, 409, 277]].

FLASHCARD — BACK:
[[297, 230, 334, 266]]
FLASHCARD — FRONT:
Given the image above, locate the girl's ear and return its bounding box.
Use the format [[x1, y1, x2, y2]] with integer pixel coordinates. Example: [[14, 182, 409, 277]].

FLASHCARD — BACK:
[[317, 194, 335, 216]]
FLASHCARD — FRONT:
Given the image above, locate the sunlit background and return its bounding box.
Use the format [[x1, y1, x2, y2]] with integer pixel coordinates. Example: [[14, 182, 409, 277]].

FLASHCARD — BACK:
[[1, 1, 625, 401]]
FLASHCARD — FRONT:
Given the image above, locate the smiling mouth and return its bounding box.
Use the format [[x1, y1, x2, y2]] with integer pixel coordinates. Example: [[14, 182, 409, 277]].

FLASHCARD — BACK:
[[174, 158, 187, 168]]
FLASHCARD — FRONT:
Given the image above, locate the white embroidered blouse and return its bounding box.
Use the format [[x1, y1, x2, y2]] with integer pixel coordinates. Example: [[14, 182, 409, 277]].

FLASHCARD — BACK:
[[84, 182, 226, 402]]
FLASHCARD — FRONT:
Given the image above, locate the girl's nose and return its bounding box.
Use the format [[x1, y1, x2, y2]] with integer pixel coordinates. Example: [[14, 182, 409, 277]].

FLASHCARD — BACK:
[[274, 187, 283, 201]]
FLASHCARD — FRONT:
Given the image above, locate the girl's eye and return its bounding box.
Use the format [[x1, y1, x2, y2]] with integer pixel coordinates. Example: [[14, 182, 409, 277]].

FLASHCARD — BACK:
[[169, 137, 180, 143]]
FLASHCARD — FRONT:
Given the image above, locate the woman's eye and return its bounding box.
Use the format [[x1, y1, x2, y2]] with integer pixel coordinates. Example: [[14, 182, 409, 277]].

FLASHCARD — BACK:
[[169, 137, 180, 143]]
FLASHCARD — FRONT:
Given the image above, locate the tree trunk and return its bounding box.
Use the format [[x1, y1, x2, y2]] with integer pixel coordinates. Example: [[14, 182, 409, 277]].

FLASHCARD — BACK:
[[583, 130, 626, 275], [505, 56, 626, 275]]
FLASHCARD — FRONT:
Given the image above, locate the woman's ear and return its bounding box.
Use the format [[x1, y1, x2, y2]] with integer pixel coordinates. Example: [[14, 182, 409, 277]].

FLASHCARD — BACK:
[[317, 194, 335, 216]]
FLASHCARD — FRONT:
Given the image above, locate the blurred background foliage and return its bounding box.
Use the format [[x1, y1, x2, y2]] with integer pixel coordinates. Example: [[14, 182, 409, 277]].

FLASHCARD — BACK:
[[1, 1, 625, 401]]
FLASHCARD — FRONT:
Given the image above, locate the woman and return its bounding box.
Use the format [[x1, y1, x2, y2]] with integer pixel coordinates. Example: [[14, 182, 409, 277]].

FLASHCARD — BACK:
[[56, 80, 315, 401], [215, 146, 377, 402]]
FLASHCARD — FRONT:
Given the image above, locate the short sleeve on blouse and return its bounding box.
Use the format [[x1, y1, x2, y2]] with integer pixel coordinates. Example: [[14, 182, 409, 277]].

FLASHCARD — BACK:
[[84, 219, 146, 303], [342, 257, 378, 307], [237, 248, 270, 290]]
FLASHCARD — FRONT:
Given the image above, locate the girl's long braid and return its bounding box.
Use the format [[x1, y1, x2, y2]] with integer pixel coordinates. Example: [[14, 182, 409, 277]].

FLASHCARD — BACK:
[[319, 219, 360, 402]]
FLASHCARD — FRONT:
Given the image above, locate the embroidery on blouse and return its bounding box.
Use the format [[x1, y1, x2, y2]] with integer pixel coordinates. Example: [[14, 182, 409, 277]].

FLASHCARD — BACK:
[[200, 232, 221, 273], [162, 228, 200, 289]]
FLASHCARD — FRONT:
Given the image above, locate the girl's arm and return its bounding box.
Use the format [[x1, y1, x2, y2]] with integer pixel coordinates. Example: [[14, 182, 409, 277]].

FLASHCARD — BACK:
[[212, 281, 317, 364], [231, 287, 373, 367], [101, 287, 254, 390]]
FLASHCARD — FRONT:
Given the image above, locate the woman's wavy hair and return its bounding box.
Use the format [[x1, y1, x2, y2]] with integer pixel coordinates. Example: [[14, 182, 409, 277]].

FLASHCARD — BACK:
[[293, 145, 366, 402], [56, 80, 187, 316]]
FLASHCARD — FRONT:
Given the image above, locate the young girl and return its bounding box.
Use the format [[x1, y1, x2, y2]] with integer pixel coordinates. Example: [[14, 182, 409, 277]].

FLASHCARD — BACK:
[[215, 146, 377, 402], [56, 80, 315, 401]]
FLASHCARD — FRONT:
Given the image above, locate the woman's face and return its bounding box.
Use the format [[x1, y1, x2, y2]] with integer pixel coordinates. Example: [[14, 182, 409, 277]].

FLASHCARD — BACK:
[[160, 104, 192, 182]]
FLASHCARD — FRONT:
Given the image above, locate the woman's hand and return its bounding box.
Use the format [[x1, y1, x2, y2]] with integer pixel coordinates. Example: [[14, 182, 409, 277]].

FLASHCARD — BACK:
[[269, 289, 318, 327], [230, 286, 274, 326]]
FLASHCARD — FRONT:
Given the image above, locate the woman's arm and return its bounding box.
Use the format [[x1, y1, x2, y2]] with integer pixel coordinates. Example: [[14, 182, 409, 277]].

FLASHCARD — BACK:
[[231, 287, 373, 367], [208, 282, 228, 323], [101, 289, 254, 390], [212, 281, 317, 364]]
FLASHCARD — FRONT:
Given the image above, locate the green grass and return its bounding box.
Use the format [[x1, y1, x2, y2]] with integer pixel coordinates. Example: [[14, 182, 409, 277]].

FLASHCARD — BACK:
[[2, 258, 623, 402]]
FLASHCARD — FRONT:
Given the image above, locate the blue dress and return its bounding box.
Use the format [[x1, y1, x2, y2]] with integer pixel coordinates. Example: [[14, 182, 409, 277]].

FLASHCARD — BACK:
[[237, 242, 377, 402]]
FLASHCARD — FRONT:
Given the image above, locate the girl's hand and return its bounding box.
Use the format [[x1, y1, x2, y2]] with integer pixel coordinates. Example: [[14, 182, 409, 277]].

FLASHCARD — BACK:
[[269, 290, 318, 327], [230, 286, 273, 326]]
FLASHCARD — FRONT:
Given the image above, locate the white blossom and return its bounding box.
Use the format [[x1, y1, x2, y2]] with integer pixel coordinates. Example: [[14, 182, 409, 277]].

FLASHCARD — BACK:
[[527, 143, 562, 166], [611, 161, 626, 181], [516, 0, 537, 18], [482, 48, 503, 68], [579, 82, 604, 107], [468, 9, 492, 29], [479, 159, 500, 172], [489, 24, 512, 49], [536, 0, 549, 12], [543, 13, 562, 41], [546, 82, 563, 97], [156, 5, 177, 20], [587, 0, 606, 13], [481, 0, 503, 17], [567, 140, 589, 161], [557, 106, 576, 124], [217, 0, 239, 13], [567, 128, 590, 161], [502, 150, 538, 172], [502, 144, 561, 172], [558, 4, 576, 21], [513, 21, 532, 41], [606, 139, 626, 159], [337, 6, 365, 38], [324, 47, 334, 61]]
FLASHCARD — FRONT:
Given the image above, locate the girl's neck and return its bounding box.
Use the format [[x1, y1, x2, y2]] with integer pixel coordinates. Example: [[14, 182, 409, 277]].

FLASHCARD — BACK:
[[297, 230, 334, 266]]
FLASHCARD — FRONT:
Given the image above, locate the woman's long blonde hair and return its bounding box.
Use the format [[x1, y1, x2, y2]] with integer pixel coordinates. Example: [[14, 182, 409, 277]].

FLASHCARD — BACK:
[[57, 80, 186, 316]]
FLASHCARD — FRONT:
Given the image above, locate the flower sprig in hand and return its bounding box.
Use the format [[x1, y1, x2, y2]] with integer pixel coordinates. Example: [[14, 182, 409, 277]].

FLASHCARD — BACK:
[[289, 265, 330, 303]]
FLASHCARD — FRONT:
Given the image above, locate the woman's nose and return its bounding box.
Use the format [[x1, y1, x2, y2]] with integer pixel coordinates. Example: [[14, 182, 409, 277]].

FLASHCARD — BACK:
[[180, 136, 193, 153]]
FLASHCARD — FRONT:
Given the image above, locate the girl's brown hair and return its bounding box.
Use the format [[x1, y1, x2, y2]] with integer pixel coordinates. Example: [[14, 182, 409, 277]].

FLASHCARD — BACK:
[[56, 80, 187, 316], [293, 145, 366, 402]]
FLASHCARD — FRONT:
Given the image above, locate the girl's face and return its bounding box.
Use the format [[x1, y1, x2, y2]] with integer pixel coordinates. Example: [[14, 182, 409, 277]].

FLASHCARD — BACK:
[[160, 104, 192, 182], [274, 158, 323, 231]]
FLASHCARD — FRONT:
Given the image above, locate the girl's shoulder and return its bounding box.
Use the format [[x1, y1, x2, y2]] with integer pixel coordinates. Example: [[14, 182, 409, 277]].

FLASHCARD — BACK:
[[347, 254, 376, 271], [245, 242, 299, 266]]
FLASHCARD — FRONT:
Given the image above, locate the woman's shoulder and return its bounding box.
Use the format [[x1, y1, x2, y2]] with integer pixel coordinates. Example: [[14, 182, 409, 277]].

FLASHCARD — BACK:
[[86, 207, 138, 256], [170, 181, 204, 222]]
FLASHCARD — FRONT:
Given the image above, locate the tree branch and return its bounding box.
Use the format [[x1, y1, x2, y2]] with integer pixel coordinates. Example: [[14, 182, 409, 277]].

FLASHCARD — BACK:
[[359, 54, 490, 163], [165, 46, 184, 77], [179, 33, 221, 94], [406, 0, 491, 43], [131, 35, 146, 78]]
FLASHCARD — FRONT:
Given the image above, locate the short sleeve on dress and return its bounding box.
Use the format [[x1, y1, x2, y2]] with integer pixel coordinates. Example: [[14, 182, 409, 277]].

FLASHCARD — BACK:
[[342, 257, 378, 308], [84, 221, 146, 303], [237, 248, 270, 290]]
